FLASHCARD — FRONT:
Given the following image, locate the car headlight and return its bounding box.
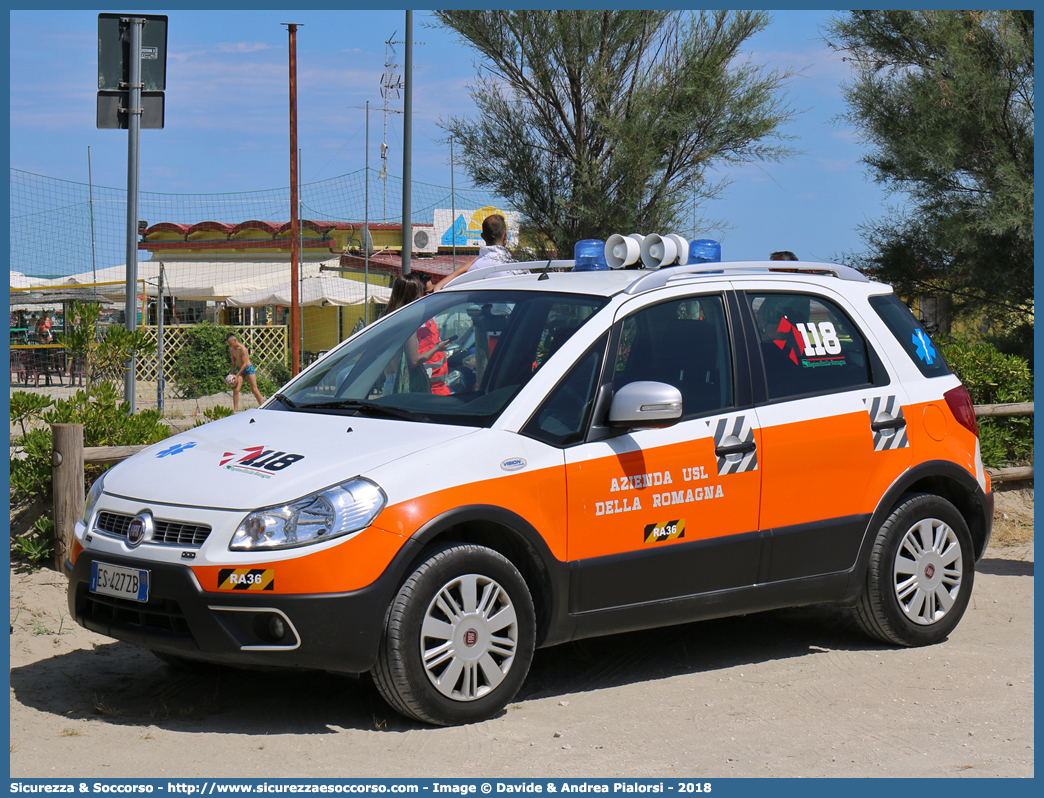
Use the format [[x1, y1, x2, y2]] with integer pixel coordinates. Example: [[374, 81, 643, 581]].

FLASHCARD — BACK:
[[82, 470, 108, 526], [229, 477, 386, 551]]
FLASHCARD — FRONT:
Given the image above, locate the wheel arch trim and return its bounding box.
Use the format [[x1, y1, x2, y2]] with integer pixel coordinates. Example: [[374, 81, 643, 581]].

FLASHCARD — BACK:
[[380, 504, 575, 648], [843, 460, 993, 602]]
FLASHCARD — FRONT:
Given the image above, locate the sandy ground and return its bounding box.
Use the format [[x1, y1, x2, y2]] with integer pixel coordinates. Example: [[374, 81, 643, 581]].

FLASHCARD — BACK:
[[8, 489, 1034, 779]]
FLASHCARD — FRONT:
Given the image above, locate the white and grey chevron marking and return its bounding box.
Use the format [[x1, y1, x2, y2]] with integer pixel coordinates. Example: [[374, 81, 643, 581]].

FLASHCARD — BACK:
[[708, 414, 759, 476], [864, 395, 909, 450]]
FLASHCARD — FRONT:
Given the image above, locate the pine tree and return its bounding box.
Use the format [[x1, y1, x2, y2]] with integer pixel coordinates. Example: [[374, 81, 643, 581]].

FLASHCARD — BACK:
[[825, 10, 1034, 358], [434, 10, 797, 257]]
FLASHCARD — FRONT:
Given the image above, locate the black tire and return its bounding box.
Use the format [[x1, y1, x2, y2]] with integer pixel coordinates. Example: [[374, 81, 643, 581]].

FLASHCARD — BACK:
[[854, 493, 974, 646], [372, 543, 536, 725]]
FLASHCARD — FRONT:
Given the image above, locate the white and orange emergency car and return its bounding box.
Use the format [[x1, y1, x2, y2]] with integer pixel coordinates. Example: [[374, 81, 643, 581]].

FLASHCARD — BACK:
[[68, 243, 993, 725]]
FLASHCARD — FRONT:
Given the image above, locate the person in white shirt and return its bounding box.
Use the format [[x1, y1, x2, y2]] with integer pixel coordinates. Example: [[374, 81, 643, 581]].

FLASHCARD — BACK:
[[435, 213, 524, 289]]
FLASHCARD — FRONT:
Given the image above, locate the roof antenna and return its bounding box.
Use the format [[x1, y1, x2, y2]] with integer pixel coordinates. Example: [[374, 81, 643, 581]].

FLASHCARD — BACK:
[[538, 255, 553, 280]]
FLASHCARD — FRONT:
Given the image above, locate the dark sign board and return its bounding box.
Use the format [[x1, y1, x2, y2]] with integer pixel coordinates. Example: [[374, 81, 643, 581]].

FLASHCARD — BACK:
[[98, 13, 168, 92], [97, 90, 165, 129]]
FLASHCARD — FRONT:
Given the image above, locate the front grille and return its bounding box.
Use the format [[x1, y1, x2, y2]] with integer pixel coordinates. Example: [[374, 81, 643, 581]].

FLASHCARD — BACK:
[[153, 521, 211, 547], [80, 588, 193, 640], [96, 511, 211, 548]]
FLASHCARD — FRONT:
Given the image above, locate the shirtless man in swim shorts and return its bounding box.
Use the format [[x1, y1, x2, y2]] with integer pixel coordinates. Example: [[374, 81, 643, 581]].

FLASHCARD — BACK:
[[226, 333, 265, 412]]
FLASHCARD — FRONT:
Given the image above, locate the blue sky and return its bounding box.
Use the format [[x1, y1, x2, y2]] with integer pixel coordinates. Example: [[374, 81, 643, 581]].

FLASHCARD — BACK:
[[9, 7, 894, 263]]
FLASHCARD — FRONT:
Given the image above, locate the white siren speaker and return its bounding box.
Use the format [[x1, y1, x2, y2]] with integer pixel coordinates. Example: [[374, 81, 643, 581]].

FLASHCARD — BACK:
[[640, 233, 689, 269], [605, 233, 644, 269]]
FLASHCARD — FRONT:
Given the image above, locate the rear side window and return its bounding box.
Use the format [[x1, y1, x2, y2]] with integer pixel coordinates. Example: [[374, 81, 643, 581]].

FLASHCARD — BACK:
[[868, 294, 951, 378], [748, 292, 873, 401]]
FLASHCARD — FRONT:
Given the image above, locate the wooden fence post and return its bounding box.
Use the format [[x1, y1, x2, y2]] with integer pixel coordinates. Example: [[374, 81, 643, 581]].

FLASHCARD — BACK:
[[52, 423, 84, 573]]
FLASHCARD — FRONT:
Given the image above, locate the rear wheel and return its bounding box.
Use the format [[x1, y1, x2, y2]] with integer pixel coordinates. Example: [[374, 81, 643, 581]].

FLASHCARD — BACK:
[[854, 493, 974, 646], [372, 543, 536, 725]]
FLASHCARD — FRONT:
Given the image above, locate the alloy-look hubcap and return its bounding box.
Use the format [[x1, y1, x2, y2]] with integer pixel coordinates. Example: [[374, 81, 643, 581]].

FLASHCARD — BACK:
[[893, 517, 963, 625], [420, 573, 519, 701]]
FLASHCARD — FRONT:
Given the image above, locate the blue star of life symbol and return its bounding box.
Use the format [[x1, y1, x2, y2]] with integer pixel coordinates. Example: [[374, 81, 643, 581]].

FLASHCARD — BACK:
[[157, 441, 197, 458], [913, 329, 936, 364]]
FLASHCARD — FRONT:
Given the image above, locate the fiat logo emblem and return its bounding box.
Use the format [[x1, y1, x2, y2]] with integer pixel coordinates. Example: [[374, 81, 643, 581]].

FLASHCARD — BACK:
[[464, 629, 478, 648], [126, 513, 152, 548], [924, 563, 936, 579]]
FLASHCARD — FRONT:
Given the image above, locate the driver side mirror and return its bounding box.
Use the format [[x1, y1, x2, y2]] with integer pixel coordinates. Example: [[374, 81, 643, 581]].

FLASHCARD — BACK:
[[608, 381, 683, 429]]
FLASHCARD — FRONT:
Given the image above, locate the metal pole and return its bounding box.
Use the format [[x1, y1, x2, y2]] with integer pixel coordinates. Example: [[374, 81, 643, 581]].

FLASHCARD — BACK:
[[401, 10, 413, 276], [364, 101, 370, 324], [88, 146, 98, 284], [286, 23, 301, 376], [157, 262, 165, 413], [450, 137, 456, 270], [124, 16, 144, 414]]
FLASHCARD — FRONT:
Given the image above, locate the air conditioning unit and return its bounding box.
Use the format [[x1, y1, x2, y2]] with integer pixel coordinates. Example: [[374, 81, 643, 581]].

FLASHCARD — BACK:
[[411, 225, 439, 254]]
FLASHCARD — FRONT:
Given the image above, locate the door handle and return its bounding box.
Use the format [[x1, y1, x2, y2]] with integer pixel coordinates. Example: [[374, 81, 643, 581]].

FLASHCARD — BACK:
[[715, 440, 756, 457], [871, 417, 907, 432]]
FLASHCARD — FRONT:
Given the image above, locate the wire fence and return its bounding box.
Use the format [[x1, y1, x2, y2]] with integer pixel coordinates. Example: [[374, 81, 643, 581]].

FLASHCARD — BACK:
[[10, 167, 513, 417]]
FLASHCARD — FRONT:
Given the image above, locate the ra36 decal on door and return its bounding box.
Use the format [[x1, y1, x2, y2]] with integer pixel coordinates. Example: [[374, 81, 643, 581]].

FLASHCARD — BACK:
[[644, 519, 685, 544]]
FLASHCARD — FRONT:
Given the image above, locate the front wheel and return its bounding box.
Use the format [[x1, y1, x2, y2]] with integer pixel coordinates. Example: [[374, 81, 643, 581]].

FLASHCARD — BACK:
[[854, 493, 974, 646], [372, 543, 536, 725]]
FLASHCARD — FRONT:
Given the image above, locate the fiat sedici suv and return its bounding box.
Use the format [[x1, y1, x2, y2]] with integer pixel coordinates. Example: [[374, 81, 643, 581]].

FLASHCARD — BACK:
[[69, 236, 993, 725]]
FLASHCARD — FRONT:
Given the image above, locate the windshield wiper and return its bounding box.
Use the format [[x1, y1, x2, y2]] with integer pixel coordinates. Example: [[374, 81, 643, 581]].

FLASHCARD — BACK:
[[273, 393, 299, 409], [298, 399, 428, 422]]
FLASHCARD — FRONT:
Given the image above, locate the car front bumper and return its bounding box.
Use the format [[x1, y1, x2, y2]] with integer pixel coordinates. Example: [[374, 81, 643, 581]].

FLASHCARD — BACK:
[[67, 549, 394, 673]]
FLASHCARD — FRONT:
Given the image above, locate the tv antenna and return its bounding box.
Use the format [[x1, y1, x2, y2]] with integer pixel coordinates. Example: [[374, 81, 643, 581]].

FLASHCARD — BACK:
[[378, 30, 421, 220]]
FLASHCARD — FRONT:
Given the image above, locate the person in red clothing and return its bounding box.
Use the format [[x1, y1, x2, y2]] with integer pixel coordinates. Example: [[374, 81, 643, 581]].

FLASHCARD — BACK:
[[414, 274, 451, 394]]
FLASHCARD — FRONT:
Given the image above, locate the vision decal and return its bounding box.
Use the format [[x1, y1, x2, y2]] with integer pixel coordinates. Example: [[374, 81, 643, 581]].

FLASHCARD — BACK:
[[219, 446, 305, 476], [644, 519, 685, 544], [864, 395, 910, 450], [217, 568, 275, 591]]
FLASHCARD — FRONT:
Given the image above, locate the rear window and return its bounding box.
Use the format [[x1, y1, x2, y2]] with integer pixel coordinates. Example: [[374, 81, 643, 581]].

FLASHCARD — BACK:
[[868, 294, 951, 378]]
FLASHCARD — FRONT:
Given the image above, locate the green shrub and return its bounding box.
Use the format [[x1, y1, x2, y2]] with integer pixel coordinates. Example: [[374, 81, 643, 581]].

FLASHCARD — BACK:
[[193, 405, 235, 427], [258, 358, 292, 396], [10, 384, 171, 564], [57, 301, 156, 388], [10, 384, 172, 505], [937, 335, 1034, 468], [171, 322, 236, 399], [13, 517, 55, 564]]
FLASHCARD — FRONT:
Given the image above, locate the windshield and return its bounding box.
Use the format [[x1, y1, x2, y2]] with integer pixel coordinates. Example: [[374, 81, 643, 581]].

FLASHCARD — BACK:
[[276, 289, 608, 426]]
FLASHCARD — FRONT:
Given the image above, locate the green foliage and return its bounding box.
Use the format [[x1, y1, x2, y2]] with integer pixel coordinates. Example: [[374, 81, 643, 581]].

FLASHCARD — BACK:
[[9, 384, 172, 563], [937, 336, 1034, 468], [9, 392, 54, 437], [10, 384, 172, 503], [434, 10, 798, 256], [259, 358, 291, 395], [193, 404, 235, 428], [9, 427, 54, 501], [170, 323, 236, 399], [826, 11, 1034, 360], [12, 517, 55, 564], [57, 302, 157, 388]]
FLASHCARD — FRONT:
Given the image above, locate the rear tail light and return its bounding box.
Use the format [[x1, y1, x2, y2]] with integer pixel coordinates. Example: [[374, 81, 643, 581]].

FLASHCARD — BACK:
[[944, 385, 979, 437]]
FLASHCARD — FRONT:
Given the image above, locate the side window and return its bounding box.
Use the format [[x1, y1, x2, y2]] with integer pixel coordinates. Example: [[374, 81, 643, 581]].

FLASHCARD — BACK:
[[868, 294, 951, 378], [612, 294, 733, 417], [748, 292, 872, 400], [522, 333, 608, 447]]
